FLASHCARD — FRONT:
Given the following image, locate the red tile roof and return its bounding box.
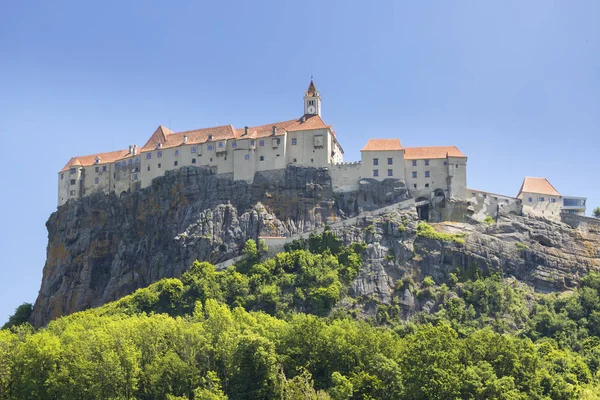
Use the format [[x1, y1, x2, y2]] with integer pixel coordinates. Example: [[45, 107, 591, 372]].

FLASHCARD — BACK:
[[307, 80, 317, 96], [361, 139, 403, 151], [60, 115, 331, 172], [403, 146, 466, 160], [59, 149, 132, 172], [517, 177, 561, 198]]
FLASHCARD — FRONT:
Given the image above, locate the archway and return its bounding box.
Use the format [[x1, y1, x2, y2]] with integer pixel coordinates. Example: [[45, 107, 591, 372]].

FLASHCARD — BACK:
[[415, 197, 429, 220]]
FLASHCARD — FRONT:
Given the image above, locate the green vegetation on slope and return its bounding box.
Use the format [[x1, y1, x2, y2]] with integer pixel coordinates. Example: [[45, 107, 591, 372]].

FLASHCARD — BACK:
[[3, 231, 600, 399]]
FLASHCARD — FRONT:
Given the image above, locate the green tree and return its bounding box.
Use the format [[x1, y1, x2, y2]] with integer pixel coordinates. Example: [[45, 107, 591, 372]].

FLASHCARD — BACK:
[[593, 207, 600, 219], [2, 303, 33, 330]]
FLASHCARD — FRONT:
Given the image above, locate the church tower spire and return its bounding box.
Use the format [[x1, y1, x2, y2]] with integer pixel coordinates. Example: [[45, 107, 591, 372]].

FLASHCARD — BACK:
[[303, 79, 321, 116]]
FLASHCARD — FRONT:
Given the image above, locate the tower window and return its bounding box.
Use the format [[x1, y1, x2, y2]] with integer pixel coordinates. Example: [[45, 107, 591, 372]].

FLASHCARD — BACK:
[[70, 179, 76, 185], [103, 165, 107, 171], [70, 190, 76, 195], [70, 168, 76, 174], [95, 166, 99, 173], [373, 158, 379, 166], [61, 173, 64, 180], [373, 169, 379, 177]]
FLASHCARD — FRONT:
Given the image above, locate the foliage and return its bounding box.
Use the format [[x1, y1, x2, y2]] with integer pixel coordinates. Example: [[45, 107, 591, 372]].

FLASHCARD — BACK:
[[515, 242, 529, 251], [483, 215, 495, 225], [5, 231, 600, 398], [1, 303, 33, 330], [593, 207, 600, 219], [416, 222, 466, 245]]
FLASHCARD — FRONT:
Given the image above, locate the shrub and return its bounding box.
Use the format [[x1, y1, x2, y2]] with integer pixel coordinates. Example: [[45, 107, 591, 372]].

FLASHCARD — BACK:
[[483, 216, 495, 225], [416, 222, 466, 245]]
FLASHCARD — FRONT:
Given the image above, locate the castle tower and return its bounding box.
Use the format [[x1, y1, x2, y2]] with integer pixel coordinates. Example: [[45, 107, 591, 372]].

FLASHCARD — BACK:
[[304, 79, 321, 116]]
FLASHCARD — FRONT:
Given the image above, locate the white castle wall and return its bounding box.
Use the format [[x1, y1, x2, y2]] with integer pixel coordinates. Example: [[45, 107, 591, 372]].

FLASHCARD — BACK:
[[467, 189, 522, 220], [330, 162, 362, 192]]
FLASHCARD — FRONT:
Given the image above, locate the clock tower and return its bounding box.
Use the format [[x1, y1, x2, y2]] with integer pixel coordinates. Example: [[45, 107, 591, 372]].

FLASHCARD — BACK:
[[303, 79, 321, 116]]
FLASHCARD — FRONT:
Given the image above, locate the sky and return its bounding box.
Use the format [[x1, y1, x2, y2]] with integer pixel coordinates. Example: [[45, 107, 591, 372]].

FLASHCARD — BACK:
[[0, 0, 598, 325]]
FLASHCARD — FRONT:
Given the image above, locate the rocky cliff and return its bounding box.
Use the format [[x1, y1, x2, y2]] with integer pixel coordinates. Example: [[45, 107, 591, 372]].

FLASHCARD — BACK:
[[32, 164, 599, 327], [32, 166, 410, 326], [331, 209, 600, 317]]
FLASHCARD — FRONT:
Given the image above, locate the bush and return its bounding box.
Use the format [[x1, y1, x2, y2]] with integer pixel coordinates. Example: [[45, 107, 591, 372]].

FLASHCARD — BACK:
[[483, 216, 495, 225], [416, 222, 466, 245]]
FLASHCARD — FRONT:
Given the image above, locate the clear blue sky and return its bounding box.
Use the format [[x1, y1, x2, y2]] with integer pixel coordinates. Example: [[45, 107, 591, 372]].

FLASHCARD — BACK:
[[1, 1, 598, 324]]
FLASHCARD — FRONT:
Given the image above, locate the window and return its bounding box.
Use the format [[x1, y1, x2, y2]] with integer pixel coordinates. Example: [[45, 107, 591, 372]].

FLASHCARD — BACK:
[[115, 163, 120, 169], [103, 165, 107, 171], [373, 170, 379, 177], [207, 145, 213, 151], [425, 171, 430, 178], [387, 169, 393, 176], [425, 183, 429, 188], [132, 174, 138, 181], [412, 160, 417, 167], [528, 197, 533, 202], [232, 142, 237, 148], [61, 173, 64, 180], [293, 158, 297, 162], [70, 190, 76, 195], [413, 184, 417, 189], [412, 172, 417, 178], [373, 158, 379, 166], [127, 159, 132, 165], [259, 140, 264, 147], [158, 163, 161, 169], [250, 140, 255, 146], [260, 156, 264, 161], [70, 179, 76, 185], [95, 178, 99, 184], [157, 151, 162, 158], [146, 153, 151, 159], [174, 161, 178, 166], [444, 161, 448, 166], [70, 168, 76, 174], [191, 147, 197, 153], [121, 161, 126, 167], [387, 158, 393, 165], [551, 198, 556, 203], [292, 138, 297, 145], [538, 197, 545, 202], [192, 158, 196, 164], [175, 150, 179, 156], [218, 142, 223, 148], [425, 159, 429, 166], [95, 166, 99, 173], [134, 158, 139, 164], [147, 166, 150, 171]]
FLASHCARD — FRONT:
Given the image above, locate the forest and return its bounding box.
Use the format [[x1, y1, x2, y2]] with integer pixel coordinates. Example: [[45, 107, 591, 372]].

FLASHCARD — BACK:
[[2, 230, 600, 399]]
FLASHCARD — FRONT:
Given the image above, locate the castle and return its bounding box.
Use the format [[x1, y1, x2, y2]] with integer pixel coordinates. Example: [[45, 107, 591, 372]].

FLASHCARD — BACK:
[[58, 80, 586, 219], [58, 80, 468, 210]]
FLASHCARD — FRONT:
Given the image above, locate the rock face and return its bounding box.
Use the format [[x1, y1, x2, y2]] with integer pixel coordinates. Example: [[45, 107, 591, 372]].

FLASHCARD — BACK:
[[31, 166, 348, 327], [331, 210, 600, 317], [32, 164, 600, 326]]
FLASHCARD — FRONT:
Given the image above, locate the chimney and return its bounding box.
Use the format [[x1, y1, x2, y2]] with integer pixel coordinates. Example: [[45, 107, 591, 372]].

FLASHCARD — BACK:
[[133, 145, 137, 155], [157, 142, 162, 149], [128, 145, 133, 154], [244, 126, 248, 136], [183, 135, 188, 144], [208, 134, 213, 141], [301, 116, 306, 123], [272, 126, 276, 136]]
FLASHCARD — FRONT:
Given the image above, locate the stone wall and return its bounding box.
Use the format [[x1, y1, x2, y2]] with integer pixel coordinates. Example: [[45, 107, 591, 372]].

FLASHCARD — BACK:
[[330, 162, 361, 192], [467, 189, 522, 221], [561, 213, 600, 234]]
